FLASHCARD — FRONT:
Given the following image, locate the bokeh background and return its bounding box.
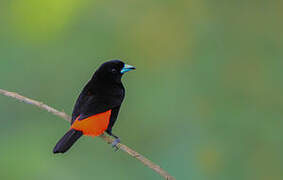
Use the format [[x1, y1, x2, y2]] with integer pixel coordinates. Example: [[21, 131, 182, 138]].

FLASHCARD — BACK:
[[0, 1, 282, 180]]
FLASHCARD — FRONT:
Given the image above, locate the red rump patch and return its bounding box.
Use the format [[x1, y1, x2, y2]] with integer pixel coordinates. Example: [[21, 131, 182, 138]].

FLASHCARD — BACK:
[[71, 110, 112, 136]]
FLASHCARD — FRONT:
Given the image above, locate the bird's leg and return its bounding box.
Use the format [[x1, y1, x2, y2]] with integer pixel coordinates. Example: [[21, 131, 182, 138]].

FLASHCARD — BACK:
[[106, 130, 120, 151]]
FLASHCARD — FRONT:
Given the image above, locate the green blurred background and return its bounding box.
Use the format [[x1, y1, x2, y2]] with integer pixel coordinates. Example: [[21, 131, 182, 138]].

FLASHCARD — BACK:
[[0, 0, 282, 180]]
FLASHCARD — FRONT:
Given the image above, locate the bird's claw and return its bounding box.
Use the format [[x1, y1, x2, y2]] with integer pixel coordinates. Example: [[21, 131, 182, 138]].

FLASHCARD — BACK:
[[111, 138, 120, 152]]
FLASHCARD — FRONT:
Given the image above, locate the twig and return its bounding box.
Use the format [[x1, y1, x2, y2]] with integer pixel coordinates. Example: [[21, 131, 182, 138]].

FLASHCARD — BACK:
[[0, 88, 175, 180]]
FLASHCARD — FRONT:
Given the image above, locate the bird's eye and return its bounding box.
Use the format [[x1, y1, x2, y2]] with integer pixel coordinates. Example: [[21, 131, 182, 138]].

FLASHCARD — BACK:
[[111, 68, 117, 73]]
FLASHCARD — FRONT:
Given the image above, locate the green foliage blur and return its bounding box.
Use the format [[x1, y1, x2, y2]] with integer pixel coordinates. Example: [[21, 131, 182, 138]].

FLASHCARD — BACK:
[[0, 1, 282, 180]]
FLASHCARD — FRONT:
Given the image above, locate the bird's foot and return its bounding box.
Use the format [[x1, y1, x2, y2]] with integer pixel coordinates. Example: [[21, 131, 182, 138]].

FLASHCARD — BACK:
[[111, 138, 120, 152]]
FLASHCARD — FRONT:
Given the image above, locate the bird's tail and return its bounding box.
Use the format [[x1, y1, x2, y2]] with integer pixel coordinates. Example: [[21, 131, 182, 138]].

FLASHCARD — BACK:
[[53, 129, 83, 154]]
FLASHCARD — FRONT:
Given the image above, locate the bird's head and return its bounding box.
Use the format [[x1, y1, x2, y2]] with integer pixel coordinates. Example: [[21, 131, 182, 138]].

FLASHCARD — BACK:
[[93, 60, 136, 83]]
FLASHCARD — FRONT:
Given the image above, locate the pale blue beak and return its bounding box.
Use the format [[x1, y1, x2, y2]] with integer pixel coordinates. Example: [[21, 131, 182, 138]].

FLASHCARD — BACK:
[[121, 64, 136, 74]]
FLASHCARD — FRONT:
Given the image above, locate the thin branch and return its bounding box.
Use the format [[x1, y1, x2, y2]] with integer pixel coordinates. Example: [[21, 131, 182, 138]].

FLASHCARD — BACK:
[[0, 88, 175, 180]]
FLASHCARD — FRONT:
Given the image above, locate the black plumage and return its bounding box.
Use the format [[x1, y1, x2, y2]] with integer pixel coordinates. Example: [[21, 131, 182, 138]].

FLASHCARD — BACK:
[[53, 60, 135, 154]]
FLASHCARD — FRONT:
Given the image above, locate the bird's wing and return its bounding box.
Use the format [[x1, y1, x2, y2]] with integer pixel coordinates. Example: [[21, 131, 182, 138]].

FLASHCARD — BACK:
[[71, 80, 124, 125], [71, 97, 119, 136], [71, 93, 121, 124]]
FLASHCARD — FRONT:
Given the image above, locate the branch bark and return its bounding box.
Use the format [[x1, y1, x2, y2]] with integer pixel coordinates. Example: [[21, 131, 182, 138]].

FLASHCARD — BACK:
[[0, 88, 175, 180]]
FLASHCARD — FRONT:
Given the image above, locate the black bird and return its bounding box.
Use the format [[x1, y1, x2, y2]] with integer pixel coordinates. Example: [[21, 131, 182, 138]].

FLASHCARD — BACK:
[[53, 60, 135, 153]]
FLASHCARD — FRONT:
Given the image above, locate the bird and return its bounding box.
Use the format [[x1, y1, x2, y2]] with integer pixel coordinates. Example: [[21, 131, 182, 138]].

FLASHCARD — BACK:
[[53, 60, 135, 154]]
